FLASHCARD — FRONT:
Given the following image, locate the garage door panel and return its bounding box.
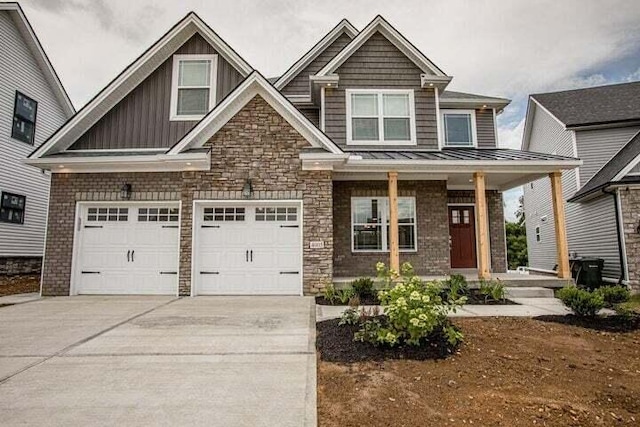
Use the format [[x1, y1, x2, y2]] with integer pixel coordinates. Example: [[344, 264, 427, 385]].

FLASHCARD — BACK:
[[195, 203, 302, 295], [75, 204, 180, 295]]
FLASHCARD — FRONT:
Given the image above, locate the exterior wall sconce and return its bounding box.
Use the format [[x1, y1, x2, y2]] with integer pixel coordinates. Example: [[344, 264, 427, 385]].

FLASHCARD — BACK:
[[242, 179, 253, 199], [120, 183, 132, 200]]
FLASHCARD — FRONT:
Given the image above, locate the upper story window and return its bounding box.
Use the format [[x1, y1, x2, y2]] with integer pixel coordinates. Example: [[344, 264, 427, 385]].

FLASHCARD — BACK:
[[12, 91, 38, 144], [170, 54, 218, 121], [0, 192, 26, 225], [441, 109, 477, 147], [346, 89, 416, 145]]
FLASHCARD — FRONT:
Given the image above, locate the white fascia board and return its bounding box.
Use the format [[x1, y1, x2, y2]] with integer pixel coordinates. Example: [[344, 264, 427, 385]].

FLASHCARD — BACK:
[[420, 74, 452, 91], [2, 4, 75, 116], [316, 15, 447, 78], [24, 152, 210, 173], [274, 19, 357, 90], [29, 13, 253, 160], [439, 98, 511, 112], [337, 158, 582, 173], [168, 73, 343, 155]]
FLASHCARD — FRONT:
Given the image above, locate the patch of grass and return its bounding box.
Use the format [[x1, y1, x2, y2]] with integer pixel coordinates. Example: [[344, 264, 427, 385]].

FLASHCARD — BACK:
[[619, 294, 640, 314]]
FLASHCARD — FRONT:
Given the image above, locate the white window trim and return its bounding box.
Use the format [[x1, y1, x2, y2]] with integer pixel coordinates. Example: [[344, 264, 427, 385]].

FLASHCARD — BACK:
[[345, 89, 417, 146], [350, 196, 418, 253], [440, 109, 478, 147], [535, 225, 541, 243], [170, 54, 218, 121]]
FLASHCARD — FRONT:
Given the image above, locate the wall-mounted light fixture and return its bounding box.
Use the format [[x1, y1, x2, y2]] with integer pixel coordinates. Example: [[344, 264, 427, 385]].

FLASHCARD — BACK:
[[242, 179, 253, 199], [120, 183, 132, 200]]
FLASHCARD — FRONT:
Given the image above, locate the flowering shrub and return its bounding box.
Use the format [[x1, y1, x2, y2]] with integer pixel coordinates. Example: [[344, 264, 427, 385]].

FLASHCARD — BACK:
[[353, 262, 466, 347]]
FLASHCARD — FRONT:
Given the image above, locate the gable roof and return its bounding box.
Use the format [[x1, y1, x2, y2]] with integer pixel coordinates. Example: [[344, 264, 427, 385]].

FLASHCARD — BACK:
[[0, 2, 74, 117], [168, 71, 344, 155], [440, 90, 511, 111], [274, 19, 357, 90], [28, 11, 252, 160], [569, 129, 640, 202], [315, 15, 450, 80], [531, 81, 640, 129]]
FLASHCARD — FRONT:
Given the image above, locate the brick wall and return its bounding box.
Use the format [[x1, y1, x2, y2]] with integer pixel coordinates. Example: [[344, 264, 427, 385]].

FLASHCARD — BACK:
[[41, 95, 333, 296], [333, 180, 450, 277], [0, 257, 42, 275], [619, 188, 640, 293], [447, 190, 507, 273]]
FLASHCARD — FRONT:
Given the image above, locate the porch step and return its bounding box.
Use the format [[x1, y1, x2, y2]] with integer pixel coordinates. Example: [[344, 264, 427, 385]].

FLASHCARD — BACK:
[[505, 287, 555, 298]]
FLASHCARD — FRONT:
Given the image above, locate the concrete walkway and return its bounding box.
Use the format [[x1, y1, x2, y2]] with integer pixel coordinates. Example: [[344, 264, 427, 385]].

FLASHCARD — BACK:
[[316, 298, 572, 322], [0, 292, 40, 306], [0, 296, 316, 427]]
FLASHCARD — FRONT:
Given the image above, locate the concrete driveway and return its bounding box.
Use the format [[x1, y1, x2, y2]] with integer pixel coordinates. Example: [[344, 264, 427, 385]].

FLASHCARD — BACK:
[[0, 296, 316, 426]]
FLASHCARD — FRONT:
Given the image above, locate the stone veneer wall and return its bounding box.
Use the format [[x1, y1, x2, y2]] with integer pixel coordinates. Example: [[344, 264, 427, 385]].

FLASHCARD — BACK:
[[447, 190, 507, 274], [333, 180, 450, 277], [0, 257, 42, 275], [619, 188, 640, 293], [41, 95, 333, 296]]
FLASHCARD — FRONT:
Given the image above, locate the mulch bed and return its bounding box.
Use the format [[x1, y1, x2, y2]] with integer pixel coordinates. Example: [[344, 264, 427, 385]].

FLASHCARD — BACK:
[[318, 316, 640, 427], [317, 317, 458, 363], [0, 274, 40, 297], [535, 314, 640, 333], [316, 290, 518, 306]]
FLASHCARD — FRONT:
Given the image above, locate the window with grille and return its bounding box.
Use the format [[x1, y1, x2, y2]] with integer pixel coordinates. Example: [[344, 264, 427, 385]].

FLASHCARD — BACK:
[[138, 207, 179, 222], [203, 207, 245, 222], [87, 207, 128, 222], [255, 207, 297, 222]]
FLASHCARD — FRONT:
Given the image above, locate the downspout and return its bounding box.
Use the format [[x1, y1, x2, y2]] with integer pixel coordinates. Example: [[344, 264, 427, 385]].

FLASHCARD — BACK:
[[603, 187, 627, 284]]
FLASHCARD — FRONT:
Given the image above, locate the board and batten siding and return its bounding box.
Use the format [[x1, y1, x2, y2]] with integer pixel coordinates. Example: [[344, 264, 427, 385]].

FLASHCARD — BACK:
[[476, 109, 497, 148], [69, 34, 244, 150], [323, 31, 438, 149], [575, 126, 640, 187], [523, 106, 578, 272], [0, 11, 70, 257], [282, 32, 353, 97]]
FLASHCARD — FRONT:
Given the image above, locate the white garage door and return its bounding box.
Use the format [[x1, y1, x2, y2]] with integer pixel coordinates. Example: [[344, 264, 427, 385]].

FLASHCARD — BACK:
[[194, 203, 302, 295], [73, 204, 180, 295]]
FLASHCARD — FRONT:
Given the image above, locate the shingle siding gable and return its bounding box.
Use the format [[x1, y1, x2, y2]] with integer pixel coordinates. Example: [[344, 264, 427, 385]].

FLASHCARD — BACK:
[[323, 31, 437, 149]]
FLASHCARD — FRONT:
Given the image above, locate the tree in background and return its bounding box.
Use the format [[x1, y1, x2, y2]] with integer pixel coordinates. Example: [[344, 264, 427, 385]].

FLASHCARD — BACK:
[[506, 195, 528, 269]]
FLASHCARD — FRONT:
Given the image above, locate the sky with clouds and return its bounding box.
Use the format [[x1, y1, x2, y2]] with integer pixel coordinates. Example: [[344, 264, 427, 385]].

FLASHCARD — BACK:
[[17, 0, 640, 220]]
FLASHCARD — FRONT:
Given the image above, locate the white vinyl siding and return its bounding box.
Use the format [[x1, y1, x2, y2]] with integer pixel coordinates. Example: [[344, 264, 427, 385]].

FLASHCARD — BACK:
[[0, 11, 69, 257], [523, 107, 577, 272], [575, 126, 640, 186]]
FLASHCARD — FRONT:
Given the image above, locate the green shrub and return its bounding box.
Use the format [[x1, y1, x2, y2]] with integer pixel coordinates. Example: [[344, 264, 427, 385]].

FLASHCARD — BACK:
[[557, 286, 605, 317], [352, 262, 466, 347], [595, 285, 631, 307], [445, 273, 469, 300], [339, 307, 360, 326], [351, 277, 375, 297], [336, 288, 355, 305], [323, 283, 338, 305], [479, 279, 506, 302]]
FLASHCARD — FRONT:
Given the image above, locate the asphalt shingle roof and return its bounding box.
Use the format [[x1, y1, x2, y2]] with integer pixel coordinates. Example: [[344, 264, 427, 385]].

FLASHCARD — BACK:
[[569, 130, 640, 201], [532, 81, 640, 128]]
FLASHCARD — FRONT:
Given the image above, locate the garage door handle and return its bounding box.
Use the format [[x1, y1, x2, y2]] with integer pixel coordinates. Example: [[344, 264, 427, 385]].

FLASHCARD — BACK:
[[280, 271, 299, 275], [84, 225, 103, 229], [131, 250, 135, 262], [201, 225, 220, 228], [162, 225, 179, 229], [280, 225, 299, 228], [127, 250, 130, 262], [250, 250, 253, 262], [81, 271, 101, 274], [246, 250, 248, 262], [200, 271, 219, 275], [160, 271, 177, 275]]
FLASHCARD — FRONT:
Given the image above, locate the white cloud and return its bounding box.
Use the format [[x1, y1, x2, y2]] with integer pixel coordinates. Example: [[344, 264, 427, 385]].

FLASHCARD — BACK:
[[503, 187, 523, 223], [498, 118, 525, 150]]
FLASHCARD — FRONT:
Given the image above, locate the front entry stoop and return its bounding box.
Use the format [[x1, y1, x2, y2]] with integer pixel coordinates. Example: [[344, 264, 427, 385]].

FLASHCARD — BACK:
[[505, 287, 555, 298]]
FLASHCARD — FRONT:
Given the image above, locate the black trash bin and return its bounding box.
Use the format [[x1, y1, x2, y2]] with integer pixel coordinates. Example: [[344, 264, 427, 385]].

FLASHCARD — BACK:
[[570, 257, 604, 290]]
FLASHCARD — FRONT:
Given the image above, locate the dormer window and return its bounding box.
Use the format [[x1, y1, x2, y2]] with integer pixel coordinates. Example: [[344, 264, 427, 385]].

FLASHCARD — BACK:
[[346, 89, 416, 145], [170, 54, 218, 121], [441, 109, 477, 147]]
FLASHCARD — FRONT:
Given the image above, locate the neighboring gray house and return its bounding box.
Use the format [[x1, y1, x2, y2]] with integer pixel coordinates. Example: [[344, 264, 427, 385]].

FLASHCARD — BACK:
[[523, 82, 640, 290], [0, 3, 74, 275], [25, 13, 578, 296]]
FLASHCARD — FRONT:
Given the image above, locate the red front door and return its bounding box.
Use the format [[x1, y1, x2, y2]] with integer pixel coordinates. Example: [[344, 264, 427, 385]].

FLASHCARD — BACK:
[[449, 206, 477, 269]]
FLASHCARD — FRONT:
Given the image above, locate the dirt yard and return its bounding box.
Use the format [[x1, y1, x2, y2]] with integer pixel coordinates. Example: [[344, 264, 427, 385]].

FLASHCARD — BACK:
[[0, 274, 40, 296], [318, 317, 640, 426]]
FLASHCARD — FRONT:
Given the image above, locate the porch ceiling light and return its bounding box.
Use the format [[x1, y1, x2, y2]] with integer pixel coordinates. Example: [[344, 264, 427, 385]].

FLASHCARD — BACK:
[[120, 183, 132, 200], [242, 179, 253, 199]]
